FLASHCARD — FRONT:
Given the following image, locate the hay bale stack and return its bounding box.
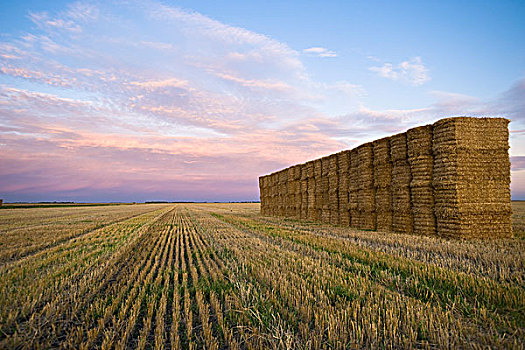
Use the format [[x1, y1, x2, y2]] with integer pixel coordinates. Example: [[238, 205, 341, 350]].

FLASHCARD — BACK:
[[293, 165, 302, 219], [407, 125, 436, 235], [355, 143, 376, 230], [272, 173, 278, 216], [259, 176, 267, 215], [328, 154, 339, 225], [337, 151, 351, 225], [348, 149, 359, 227], [320, 157, 331, 223], [286, 167, 295, 217], [390, 133, 414, 234], [307, 161, 317, 221], [432, 117, 511, 238], [266, 174, 273, 216], [279, 169, 288, 217], [373, 137, 393, 231], [300, 164, 308, 220], [314, 159, 324, 221]]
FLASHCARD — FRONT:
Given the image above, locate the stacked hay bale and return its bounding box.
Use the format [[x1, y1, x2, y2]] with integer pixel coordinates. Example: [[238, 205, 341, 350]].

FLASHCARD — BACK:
[[293, 165, 302, 218], [373, 137, 393, 231], [432, 117, 512, 238], [328, 154, 339, 225], [320, 157, 331, 223], [356, 143, 376, 230], [337, 151, 351, 226], [308, 161, 318, 221], [285, 168, 293, 217], [266, 174, 273, 215], [300, 164, 308, 219], [259, 176, 267, 215], [348, 149, 359, 227], [407, 125, 436, 235], [278, 169, 287, 216], [272, 173, 281, 216], [314, 159, 323, 221], [390, 133, 414, 234]]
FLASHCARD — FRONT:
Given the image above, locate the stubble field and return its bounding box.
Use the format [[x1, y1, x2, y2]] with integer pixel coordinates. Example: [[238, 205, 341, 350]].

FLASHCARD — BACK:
[[0, 202, 524, 349]]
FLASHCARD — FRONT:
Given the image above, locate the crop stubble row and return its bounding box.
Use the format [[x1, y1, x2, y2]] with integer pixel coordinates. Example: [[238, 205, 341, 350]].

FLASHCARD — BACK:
[[1, 203, 523, 348]]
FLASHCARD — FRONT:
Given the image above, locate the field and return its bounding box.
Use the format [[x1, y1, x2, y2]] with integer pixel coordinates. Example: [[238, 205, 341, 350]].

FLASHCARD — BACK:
[[0, 203, 524, 349]]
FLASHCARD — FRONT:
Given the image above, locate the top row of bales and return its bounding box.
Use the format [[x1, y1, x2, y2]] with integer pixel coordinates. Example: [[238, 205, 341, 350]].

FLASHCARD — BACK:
[[259, 117, 512, 238]]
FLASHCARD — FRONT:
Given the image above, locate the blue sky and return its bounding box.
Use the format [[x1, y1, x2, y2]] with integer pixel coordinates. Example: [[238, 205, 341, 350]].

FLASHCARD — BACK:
[[0, 0, 524, 201]]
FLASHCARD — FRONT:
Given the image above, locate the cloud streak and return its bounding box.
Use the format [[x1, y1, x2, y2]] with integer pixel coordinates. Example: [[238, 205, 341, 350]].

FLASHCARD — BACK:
[[369, 57, 430, 86], [0, 1, 523, 201], [303, 47, 338, 58]]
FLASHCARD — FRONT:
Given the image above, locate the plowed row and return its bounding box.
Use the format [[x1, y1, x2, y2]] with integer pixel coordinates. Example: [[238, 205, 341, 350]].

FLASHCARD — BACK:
[[0, 203, 523, 349]]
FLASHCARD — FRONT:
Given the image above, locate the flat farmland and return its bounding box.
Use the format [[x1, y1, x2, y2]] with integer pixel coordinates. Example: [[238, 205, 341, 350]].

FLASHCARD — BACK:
[[0, 203, 524, 349]]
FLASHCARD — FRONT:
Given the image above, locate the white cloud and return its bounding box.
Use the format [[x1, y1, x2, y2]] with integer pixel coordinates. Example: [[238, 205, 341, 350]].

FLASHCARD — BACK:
[[369, 56, 430, 86], [303, 47, 337, 58]]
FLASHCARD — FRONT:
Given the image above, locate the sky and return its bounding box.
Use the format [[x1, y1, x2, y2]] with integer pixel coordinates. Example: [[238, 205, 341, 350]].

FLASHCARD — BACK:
[[0, 0, 524, 202]]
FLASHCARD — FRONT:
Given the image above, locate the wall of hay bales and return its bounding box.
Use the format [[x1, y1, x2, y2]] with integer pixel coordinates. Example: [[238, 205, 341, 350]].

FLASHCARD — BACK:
[[259, 117, 512, 238]]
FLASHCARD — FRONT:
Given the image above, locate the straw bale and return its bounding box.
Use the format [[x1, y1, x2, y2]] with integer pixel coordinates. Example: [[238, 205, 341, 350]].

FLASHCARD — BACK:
[[357, 143, 373, 167], [322, 157, 330, 176], [339, 210, 351, 226], [375, 210, 392, 232], [339, 171, 349, 193], [373, 137, 391, 165], [409, 156, 433, 185], [410, 186, 434, 206], [392, 187, 411, 212], [407, 125, 433, 158], [322, 205, 331, 223], [433, 181, 510, 206], [294, 165, 302, 180], [374, 163, 392, 187], [390, 133, 408, 163], [301, 164, 308, 180], [314, 159, 322, 178], [337, 150, 350, 172], [432, 117, 509, 151], [375, 186, 392, 231], [306, 161, 315, 178], [287, 178, 295, 195], [357, 188, 375, 212], [301, 180, 308, 219], [392, 161, 411, 185], [328, 154, 338, 174], [433, 150, 509, 180], [348, 192, 359, 211], [375, 187, 392, 210], [353, 212, 376, 231], [392, 214, 413, 234], [288, 167, 294, 183], [435, 212, 511, 238]]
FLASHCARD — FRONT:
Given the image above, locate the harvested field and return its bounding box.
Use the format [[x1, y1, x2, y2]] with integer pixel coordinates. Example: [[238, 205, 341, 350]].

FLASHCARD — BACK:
[[0, 203, 524, 349]]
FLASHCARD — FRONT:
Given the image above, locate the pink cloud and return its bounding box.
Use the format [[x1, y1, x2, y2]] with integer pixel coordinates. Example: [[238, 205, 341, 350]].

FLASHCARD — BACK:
[[0, 2, 524, 201]]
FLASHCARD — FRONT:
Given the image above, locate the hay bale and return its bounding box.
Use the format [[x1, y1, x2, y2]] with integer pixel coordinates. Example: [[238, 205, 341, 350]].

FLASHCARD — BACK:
[[373, 137, 390, 165], [432, 117, 511, 238], [390, 132, 413, 234], [407, 125, 433, 158], [375, 187, 393, 231], [373, 137, 393, 232], [390, 133, 408, 163], [407, 124, 436, 235], [307, 163, 317, 221], [337, 151, 350, 226]]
